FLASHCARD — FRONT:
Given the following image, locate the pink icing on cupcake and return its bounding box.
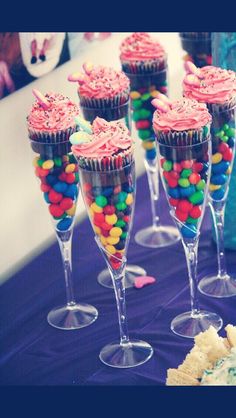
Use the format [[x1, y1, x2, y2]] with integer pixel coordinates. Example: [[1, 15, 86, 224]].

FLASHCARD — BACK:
[[72, 117, 133, 158], [76, 65, 130, 99], [120, 32, 166, 62], [27, 92, 79, 132], [183, 66, 236, 104], [153, 98, 212, 132]]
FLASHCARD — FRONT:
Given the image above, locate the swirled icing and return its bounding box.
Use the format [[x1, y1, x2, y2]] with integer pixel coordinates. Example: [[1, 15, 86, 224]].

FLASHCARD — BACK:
[[27, 92, 79, 131], [153, 98, 212, 132], [78, 65, 130, 99], [120, 32, 165, 62], [72, 117, 132, 158], [183, 66, 236, 104]]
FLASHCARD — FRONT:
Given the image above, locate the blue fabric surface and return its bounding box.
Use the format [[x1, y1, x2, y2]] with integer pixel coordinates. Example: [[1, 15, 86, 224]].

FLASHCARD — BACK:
[[0, 173, 236, 385]]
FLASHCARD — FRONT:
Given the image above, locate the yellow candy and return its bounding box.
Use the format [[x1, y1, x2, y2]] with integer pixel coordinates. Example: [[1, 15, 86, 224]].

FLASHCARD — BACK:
[[33, 156, 40, 167], [88, 208, 94, 218], [126, 194, 133, 205], [100, 236, 107, 246], [142, 141, 155, 150], [42, 159, 54, 170], [105, 245, 116, 255], [110, 227, 122, 238], [150, 90, 160, 98], [212, 153, 222, 164], [130, 91, 141, 100], [94, 226, 102, 235], [91, 202, 103, 213], [105, 214, 118, 225], [227, 166, 232, 175], [66, 204, 76, 216], [62, 155, 69, 162], [107, 236, 120, 245], [209, 184, 221, 191], [65, 163, 76, 173]]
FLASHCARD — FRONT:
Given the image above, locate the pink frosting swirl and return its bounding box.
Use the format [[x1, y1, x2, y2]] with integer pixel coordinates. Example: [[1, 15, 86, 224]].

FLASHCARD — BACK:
[[27, 92, 79, 131], [78, 65, 130, 99], [153, 98, 212, 132], [72, 117, 133, 158], [183, 66, 236, 104], [120, 32, 166, 62]]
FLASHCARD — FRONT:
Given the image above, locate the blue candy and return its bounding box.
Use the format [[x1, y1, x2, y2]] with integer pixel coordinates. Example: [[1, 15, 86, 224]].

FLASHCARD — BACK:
[[92, 186, 103, 196], [146, 149, 156, 160], [122, 183, 134, 193], [64, 184, 78, 199], [211, 188, 225, 200], [57, 217, 73, 231], [180, 185, 196, 197], [211, 174, 227, 185], [53, 181, 68, 193], [46, 174, 57, 186], [181, 224, 197, 239], [212, 161, 230, 175], [228, 137, 235, 148], [168, 187, 181, 199], [102, 187, 114, 197], [44, 192, 50, 203]]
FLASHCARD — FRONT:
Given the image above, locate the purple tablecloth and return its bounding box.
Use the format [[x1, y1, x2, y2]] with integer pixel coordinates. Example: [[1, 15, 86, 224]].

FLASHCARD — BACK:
[[1, 173, 236, 385]]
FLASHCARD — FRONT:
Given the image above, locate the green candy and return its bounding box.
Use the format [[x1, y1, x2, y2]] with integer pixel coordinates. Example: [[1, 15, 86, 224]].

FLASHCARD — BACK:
[[141, 93, 151, 101], [203, 126, 209, 136], [162, 80, 168, 86], [116, 202, 127, 211], [132, 99, 142, 110], [118, 192, 128, 203], [186, 217, 198, 225], [163, 160, 172, 172], [189, 190, 204, 205], [121, 232, 128, 239], [69, 154, 77, 164], [53, 213, 67, 220], [54, 157, 62, 167], [196, 179, 206, 191], [138, 130, 151, 140], [37, 158, 44, 167], [139, 109, 151, 119], [74, 172, 79, 184], [178, 178, 190, 188], [222, 135, 229, 142], [181, 169, 192, 178], [133, 110, 141, 122], [216, 130, 225, 139], [225, 127, 235, 138], [95, 195, 107, 208], [223, 124, 229, 131], [115, 220, 126, 228]]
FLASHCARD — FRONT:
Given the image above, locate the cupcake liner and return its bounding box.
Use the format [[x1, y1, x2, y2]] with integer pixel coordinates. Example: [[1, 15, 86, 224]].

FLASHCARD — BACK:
[[79, 88, 130, 110], [126, 68, 167, 91], [80, 99, 130, 124], [121, 56, 167, 75], [29, 126, 76, 158], [76, 147, 134, 172], [28, 125, 77, 144], [180, 33, 212, 56]]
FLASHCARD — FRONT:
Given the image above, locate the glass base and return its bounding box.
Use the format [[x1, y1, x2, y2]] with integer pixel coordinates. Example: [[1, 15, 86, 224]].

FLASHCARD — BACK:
[[97, 264, 147, 289], [99, 339, 154, 368], [135, 225, 180, 249], [198, 274, 236, 298], [171, 310, 223, 338], [47, 302, 98, 330]]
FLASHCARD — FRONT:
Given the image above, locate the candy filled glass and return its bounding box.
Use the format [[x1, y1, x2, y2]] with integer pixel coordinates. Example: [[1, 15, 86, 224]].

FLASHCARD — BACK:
[[79, 100, 146, 289], [179, 32, 212, 68], [156, 138, 223, 338], [79, 161, 153, 367], [122, 66, 180, 249], [198, 102, 236, 298], [30, 139, 98, 330]]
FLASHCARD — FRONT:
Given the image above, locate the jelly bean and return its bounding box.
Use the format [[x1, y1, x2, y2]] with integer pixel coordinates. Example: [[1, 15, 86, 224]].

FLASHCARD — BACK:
[[167, 177, 178, 188], [107, 236, 120, 245], [189, 173, 201, 185], [138, 130, 151, 140], [114, 186, 122, 194], [42, 160, 54, 170], [126, 194, 133, 205], [150, 90, 160, 98], [209, 184, 221, 191], [37, 158, 44, 167], [93, 213, 105, 225], [181, 224, 197, 238], [216, 130, 225, 139], [130, 91, 141, 100], [115, 220, 126, 228], [178, 178, 190, 188], [211, 161, 230, 174], [173, 162, 182, 173], [196, 180, 206, 191], [57, 217, 73, 231], [226, 127, 235, 138], [38, 167, 50, 177], [228, 137, 235, 148], [186, 217, 198, 225], [132, 99, 142, 110], [139, 109, 151, 119], [211, 174, 227, 185], [222, 135, 229, 143], [64, 184, 78, 199], [124, 206, 132, 215], [53, 213, 67, 220], [60, 197, 73, 211], [101, 187, 113, 197], [49, 189, 63, 204], [44, 192, 50, 203], [121, 232, 128, 240], [169, 171, 180, 180], [163, 160, 172, 171], [91, 202, 103, 213], [180, 185, 195, 197], [53, 182, 68, 193], [181, 160, 193, 169], [223, 124, 229, 131], [66, 204, 76, 216], [65, 163, 76, 173], [136, 120, 151, 129], [189, 206, 201, 219], [177, 200, 193, 212], [105, 214, 118, 225], [223, 148, 233, 162], [100, 236, 107, 246], [116, 202, 127, 211], [123, 215, 130, 223], [192, 162, 203, 173], [146, 149, 156, 160], [168, 187, 181, 199], [212, 153, 222, 164], [103, 205, 115, 215], [94, 226, 102, 235], [117, 192, 127, 203], [54, 157, 62, 167], [181, 169, 192, 178], [189, 191, 204, 205], [74, 172, 79, 184], [110, 227, 123, 237], [41, 184, 51, 193], [105, 245, 116, 255], [141, 93, 151, 101], [95, 195, 108, 208], [218, 142, 229, 154], [65, 173, 76, 184], [142, 141, 155, 150], [169, 198, 179, 206], [101, 222, 113, 231], [175, 209, 189, 222], [49, 204, 64, 217], [211, 188, 225, 200], [115, 240, 126, 250], [58, 172, 67, 182]]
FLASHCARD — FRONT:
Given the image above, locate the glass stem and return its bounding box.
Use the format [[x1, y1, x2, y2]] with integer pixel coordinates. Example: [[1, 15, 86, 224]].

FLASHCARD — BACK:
[[209, 202, 227, 279], [183, 239, 200, 317], [57, 232, 76, 307], [144, 157, 160, 229], [111, 265, 130, 346]]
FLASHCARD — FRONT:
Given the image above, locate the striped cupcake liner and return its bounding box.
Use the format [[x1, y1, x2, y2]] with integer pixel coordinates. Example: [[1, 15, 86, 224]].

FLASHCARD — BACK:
[[28, 125, 77, 144], [121, 57, 167, 75], [28, 126, 77, 158], [79, 88, 130, 110], [76, 147, 134, 172], [155, 124, 211, 147]]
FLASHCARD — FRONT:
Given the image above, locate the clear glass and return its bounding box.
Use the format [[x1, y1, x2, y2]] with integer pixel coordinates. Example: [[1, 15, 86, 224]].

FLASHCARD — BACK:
[[79, 99, 146, 288], [79, 161, 153, 367], [198, 103, 236, 297], [156, 138, 223, 338], [122, 64, 180, 249], [30, 139, 98, 330], [179, 32, 212, 67]]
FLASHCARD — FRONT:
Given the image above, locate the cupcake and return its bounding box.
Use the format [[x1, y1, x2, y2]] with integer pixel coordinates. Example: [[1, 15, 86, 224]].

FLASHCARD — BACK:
[[68, 63, 130, 124], [179, 32, 212, 68]]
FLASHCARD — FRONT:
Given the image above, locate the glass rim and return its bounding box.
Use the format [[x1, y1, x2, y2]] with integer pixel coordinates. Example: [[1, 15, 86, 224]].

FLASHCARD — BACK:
[[78, 158, 134, 174], [122, 67, 167, 78], [156, 136, 211, 148]]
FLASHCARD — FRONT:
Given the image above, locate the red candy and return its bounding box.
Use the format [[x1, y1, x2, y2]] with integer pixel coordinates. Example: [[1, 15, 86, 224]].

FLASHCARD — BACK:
[[101, 229, 109, 237], [173, 163, 182, 173], [181, 160, 193, 169], [65, 173, 76, 184], [136, 120, 151, 129], [59, 172, 67, 182], [160, 158, 166, 168], [189, 173, 201, 185], [192, 162, 203, 173], [83, 183, 92, 193], [101, 222, 112, 231], [111, 260, 122, 270], [175, 208, 189, 222], [114, 185, 122, 194], [169, 198, 179, 207], [163, 171, 170, 181], [177, 200, 193, 213], [189, 206, 201, 219], [38, 167, 50, 177], [94, 213, 105, 226], [48, 189, 63, 203], [60, 197, 73, 211], [223, 148, 233, 162], [49, 204, 64, 217], [168, 177, 178, 188], [123, 216, 130, 223], [40, 184, 51, 192], [169, 171, 180, 180], [218, 142, 229, 154], [103, 205, 116, 215]]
